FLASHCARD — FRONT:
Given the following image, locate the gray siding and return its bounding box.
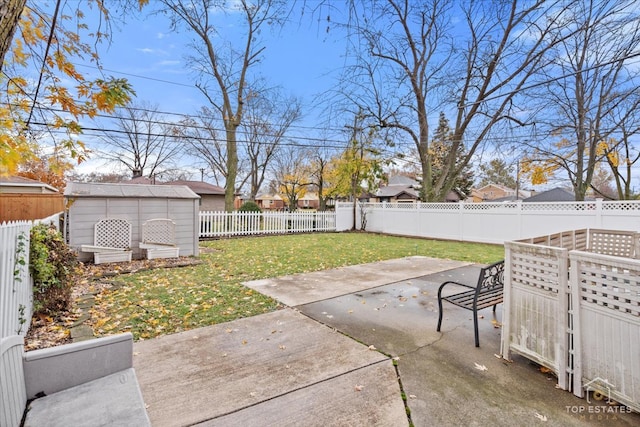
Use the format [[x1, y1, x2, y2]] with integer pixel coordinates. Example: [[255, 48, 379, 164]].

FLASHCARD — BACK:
[[66, 185, 199, 262]]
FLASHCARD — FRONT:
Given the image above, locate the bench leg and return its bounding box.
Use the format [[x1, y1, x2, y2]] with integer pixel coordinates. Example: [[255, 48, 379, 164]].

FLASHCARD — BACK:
[[436, 287, 445, 332], [473, 307, 480, 347]]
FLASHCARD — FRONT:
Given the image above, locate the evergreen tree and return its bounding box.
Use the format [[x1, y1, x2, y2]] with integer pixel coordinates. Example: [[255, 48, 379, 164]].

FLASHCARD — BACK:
[[420, 112, 474, 199], [477, 159, 517, 188]]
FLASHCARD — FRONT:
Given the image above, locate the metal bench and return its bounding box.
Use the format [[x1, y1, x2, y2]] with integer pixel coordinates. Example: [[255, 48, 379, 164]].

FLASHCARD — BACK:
[[436, 260, 505, 347]]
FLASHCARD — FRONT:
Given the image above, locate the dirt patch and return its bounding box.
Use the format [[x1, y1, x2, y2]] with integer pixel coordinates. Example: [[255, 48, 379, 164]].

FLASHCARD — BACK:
[[24, 256, 203, 351]]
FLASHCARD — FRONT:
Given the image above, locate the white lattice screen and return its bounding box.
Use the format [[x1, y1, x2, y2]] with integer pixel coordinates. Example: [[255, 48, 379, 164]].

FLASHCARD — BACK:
[[142, 219, 175, 245], [94, 219, 131, 249]]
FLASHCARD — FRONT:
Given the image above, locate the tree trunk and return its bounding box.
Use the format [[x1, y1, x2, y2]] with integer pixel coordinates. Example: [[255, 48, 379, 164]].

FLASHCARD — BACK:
[[225, 127, 238, 211], [0, 0, 26, 74]]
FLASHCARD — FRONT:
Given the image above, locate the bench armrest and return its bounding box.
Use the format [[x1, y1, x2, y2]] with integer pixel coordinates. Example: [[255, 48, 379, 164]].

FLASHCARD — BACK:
[[23, 333, 133, 399], [438, 280, 474, 292]]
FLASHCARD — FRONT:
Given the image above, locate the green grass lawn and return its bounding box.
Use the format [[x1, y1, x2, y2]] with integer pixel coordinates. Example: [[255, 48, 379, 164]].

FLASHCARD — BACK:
[[90, 232, 504, 340]]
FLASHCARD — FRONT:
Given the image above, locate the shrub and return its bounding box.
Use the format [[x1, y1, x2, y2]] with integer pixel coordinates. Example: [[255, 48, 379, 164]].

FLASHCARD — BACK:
[[29, 224, 78, 316], [239, 201, 262, 212]]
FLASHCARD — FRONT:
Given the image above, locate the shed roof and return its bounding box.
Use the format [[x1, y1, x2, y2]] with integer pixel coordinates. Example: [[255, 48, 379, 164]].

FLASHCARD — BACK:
[[163, 180, 224, 195], [64, 182, 200, 199]]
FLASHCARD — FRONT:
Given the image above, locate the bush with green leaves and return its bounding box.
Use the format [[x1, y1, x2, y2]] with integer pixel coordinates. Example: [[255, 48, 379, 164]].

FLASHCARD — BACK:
[[239, 201, 262, 212], [29, 224, 78, 316]]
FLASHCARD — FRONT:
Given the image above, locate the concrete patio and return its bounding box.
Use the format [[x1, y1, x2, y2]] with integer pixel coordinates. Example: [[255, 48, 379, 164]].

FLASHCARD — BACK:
[[132, 256, 640, 426]]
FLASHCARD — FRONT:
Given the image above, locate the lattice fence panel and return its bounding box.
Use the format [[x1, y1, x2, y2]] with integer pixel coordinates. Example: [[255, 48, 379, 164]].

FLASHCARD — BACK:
[[94, 219, 131, 249], [142, 219, 176, 245], [588, 229, 637, 258], [571, 251, 640, 412]]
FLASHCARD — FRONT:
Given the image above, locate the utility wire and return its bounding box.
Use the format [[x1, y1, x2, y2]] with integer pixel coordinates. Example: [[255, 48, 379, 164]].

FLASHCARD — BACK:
[[25, 0, 61, 130]]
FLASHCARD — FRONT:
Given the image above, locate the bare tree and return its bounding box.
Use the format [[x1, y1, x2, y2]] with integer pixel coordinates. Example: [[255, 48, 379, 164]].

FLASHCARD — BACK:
[[272, 146, 313, 212], [522, 0, 640, 200], [95, 102, 182, 179], [175, 106, 228, 186], [159, 0, 289, 211], [241, 88, 302, 200], [334, 0, 571, 201]]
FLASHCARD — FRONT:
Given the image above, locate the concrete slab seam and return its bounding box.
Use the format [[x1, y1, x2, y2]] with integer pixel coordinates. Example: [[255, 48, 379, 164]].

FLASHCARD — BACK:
[[183, 358, 394, 426]]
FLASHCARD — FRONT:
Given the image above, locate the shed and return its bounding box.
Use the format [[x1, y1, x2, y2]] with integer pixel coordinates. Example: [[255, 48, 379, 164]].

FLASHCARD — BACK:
[[64, 182, 200, 262]]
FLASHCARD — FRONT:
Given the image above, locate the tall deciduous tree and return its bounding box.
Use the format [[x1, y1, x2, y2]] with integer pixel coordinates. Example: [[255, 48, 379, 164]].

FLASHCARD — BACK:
[[273, 146, 312, 212], [241, 88, 302, 201], [334, 0, 570, 201], [0, 0, 26, 72], [159, 0, 288, 211], [175, 106, 228, 187], [521, 0, 640, 200], [327, 111, 384, 229], [96, 102, 182, 179]]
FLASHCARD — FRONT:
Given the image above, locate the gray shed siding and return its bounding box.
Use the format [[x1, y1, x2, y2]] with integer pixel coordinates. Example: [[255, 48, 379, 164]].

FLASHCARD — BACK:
[[65, 183, 199, 262]]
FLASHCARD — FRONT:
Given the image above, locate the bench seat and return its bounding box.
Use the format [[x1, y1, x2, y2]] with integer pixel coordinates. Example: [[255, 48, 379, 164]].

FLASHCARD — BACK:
[[437, 260, 505, 347]]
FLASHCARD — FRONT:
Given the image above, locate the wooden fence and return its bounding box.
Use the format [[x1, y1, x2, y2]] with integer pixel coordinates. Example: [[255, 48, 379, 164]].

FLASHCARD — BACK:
[[199, 211, 336, 238], [0, 193, 64, 223]]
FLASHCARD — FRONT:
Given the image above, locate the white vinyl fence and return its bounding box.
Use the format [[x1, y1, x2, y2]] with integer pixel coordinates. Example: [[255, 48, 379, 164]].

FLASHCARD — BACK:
[[199, 211, 336, 238], [0, 221, 32, 339], [0, 213, 61, 340], [348, 200, 640, 244], [501, 229, 640, 412]]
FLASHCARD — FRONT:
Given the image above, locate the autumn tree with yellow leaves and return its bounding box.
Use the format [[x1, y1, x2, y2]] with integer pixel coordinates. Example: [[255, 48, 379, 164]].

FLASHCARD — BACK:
[[0, 0, 145, 184]]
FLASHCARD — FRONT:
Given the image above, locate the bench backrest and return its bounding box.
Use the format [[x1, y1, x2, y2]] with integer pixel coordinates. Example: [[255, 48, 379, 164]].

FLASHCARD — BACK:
[[141, 219, 176, 245], [475, 260, 505, 296], [94, 218, 131, 249]]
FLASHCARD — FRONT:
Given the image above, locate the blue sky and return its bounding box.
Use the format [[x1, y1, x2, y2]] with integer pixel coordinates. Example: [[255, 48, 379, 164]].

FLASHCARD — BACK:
[[65, 2, 353, 177], [79, 2, 347, 125]]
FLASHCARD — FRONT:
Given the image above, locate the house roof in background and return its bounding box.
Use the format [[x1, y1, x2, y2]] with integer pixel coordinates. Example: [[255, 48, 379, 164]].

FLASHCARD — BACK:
[[163, 180, 225, 195], [387, 175, 418, 186], [376, 185, 419, 198], [523, 187, 577, 202], [64, 182, 200, 199], [0, 176, 59, 193]]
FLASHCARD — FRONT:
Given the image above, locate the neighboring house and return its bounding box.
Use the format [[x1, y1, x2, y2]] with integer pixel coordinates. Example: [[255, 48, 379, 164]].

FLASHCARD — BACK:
[[255, 193, 286, 211], [163, 180, 225, 211], [298, 192, 320, 210], [469, 184, 533, 202], [0, 176, 59, 194], [371, 175, 420, 203], [523, 187, 584, 202], [0, 176, 63, 222], [471, 184, 515, 202]]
